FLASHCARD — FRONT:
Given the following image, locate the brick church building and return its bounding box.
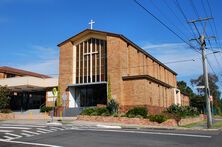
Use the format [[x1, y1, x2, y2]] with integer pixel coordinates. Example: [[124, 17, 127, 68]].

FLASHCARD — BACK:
[[58, 29, 189, 114]]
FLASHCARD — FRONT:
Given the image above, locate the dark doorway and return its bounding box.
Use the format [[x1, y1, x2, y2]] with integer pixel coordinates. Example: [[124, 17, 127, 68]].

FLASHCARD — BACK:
[[75, 84, 107, 107]]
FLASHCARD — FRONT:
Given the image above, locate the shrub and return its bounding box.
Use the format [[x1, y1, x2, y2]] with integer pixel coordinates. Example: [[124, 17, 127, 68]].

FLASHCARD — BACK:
[[40, 106, 53, 113], [80, 107, 111, 116], [80, 108, 96, 115], [95, 107, 110, 116], [126, 107, 148, 118], [165, 104, 199, 118], [149, 115, 167, 123], [164, 104, 200, 125], [107, 99, 119, 114], [0, 109, 12, 113], [0, 86, 11, 109]]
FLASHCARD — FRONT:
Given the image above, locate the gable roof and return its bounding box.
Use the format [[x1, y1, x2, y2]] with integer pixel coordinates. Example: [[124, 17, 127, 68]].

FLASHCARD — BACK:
[[57, 29, 177, 75], [0, 66, 51, 78]]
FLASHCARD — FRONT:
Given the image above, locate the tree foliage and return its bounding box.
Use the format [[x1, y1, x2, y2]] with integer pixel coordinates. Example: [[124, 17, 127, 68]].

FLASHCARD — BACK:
[[191, 74, 222, 114], [177, 81, 205, 113], [0, 86, 11, 110]]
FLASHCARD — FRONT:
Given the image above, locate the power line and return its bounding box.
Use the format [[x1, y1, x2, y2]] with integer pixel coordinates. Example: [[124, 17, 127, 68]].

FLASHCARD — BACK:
[[133, 0, 200, 54], [207, 57, 222, 87], [149, 0, 190, 41], [200, 0, 222, 77], [174, 0, 199, 47], [163, 0, 195, 39]]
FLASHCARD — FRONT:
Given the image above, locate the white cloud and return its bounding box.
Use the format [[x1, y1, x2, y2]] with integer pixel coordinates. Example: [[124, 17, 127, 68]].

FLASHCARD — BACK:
[[17, 59, 59, 77], [14, 45, 59, 77]]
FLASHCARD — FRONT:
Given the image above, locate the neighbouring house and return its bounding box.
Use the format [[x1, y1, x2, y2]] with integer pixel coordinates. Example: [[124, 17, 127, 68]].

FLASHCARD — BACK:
[[57, 29, 189, 115], [0, 66, 58, 111]]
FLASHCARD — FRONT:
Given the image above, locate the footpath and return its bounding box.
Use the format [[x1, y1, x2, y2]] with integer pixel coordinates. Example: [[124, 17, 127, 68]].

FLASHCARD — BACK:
[[1, 116, 222, 131]]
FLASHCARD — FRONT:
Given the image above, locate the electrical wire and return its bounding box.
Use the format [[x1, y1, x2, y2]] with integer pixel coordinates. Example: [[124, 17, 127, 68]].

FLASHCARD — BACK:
[[133, 0, 200, 54]]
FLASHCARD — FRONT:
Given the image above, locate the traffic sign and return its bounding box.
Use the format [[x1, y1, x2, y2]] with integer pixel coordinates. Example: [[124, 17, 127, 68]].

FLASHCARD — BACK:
[[52, 88, 57, 96]]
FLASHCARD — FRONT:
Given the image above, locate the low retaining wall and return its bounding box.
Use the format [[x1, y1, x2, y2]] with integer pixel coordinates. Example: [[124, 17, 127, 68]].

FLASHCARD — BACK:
[[0, 113, 15, 120], [15, 113, 50, 120], [77, 114, 205, 127]]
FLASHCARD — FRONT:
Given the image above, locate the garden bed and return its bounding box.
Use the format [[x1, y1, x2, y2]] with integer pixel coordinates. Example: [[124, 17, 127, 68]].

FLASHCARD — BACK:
[[77, 114, 205, 127]]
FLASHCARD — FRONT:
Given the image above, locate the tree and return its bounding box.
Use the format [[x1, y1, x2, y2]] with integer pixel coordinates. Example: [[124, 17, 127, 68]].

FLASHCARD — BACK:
[[177, 81, 205, 112], [191, 74, 222, 114], [177, 81, 194, 98], [0, 86, 11, 110]]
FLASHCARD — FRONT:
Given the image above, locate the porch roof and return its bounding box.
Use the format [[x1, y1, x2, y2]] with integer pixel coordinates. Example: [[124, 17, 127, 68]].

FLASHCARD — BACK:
[[68, 81, 107, 87]]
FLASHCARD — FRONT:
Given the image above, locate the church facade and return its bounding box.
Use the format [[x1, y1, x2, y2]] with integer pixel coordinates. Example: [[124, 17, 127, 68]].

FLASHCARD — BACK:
[[58, 29, 188, 114]]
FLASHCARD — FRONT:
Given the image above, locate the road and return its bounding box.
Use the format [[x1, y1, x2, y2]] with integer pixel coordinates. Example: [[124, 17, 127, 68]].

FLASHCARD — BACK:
[[0, 123, 221, 147]]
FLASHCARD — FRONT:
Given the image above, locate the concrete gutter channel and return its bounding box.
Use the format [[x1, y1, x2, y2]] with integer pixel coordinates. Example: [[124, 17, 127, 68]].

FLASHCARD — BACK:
[[60, 120, 222, 132]]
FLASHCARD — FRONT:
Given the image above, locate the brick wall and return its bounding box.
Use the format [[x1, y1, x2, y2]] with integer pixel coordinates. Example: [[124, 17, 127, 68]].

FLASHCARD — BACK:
[[181, 94, 190, 106], [107, 36, 177, 114], [58, 41, 74, 106]]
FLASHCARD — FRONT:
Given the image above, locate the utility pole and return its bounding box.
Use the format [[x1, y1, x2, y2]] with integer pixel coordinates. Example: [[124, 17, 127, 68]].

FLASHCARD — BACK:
[[200, 35, 213, 128], [188, 17, 214, 128]]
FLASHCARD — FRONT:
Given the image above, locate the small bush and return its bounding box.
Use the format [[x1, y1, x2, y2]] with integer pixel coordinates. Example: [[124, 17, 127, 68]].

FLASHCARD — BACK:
[[0, 109, 12, 113], [80, 108, 96, 115], [165, 104, 199, 118], [126, 107, 148, 118], [80, 107, 111, 116], [149, 115, 167, 123], [107, 99, 119, 114], [95, 107, 110, 116], [40, 106, 53, 113]]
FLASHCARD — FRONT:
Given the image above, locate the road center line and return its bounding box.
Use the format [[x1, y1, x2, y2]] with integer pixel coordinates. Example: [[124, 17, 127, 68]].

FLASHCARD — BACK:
[[71, 128, 212, 138], [0, 139, 63, 147]]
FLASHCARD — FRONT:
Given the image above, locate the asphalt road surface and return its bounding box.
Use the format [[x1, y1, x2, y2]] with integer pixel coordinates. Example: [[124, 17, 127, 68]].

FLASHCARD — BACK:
[[0, 123, 221, 147]]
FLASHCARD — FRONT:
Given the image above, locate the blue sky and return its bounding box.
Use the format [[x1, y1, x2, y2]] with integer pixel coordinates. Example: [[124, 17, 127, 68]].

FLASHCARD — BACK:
[[0, 0, 221, 92]]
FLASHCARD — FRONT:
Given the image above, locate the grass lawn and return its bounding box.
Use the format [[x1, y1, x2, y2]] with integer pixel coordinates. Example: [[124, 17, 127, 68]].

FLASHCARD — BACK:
[[180, 120, 207, 128], [212, 121, 222, 129]]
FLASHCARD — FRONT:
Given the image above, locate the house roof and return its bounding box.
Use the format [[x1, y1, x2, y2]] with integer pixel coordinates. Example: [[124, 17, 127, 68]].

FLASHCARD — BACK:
[[0, 66, 51, 78], [57, 29, 177, 75]]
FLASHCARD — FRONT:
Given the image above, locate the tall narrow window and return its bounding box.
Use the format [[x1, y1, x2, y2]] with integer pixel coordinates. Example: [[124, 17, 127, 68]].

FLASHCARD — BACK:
[[75, 38, 107, 84]]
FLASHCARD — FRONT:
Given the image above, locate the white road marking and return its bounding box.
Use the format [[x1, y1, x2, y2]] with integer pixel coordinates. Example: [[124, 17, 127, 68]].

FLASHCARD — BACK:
[[0, 139, 63, 147], [20, 133, 33, 137], [0, 127, 30, 130], [71, 128, 212, 138], [96, 124, 122, 129], [36, 130, 48, 134], [50, 127, 64, 130], [1, 124, 46, 128], [3, 136, 15, 140], [37, 128, 54, 132], [5, 133, 22, 138], [0, 130, 14, 133], [22, 130, 40, 135], [49, 128, 58, 131]]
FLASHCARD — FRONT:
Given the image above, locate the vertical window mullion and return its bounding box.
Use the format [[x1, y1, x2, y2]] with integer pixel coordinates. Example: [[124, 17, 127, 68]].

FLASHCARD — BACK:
[[78, 44, 80, 83], [90, 38, 93, 83], [99, 39, 101, 82], [95, 39, 97, 82], [83, 42, 85, 83], [87, 40, 89, 83]]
